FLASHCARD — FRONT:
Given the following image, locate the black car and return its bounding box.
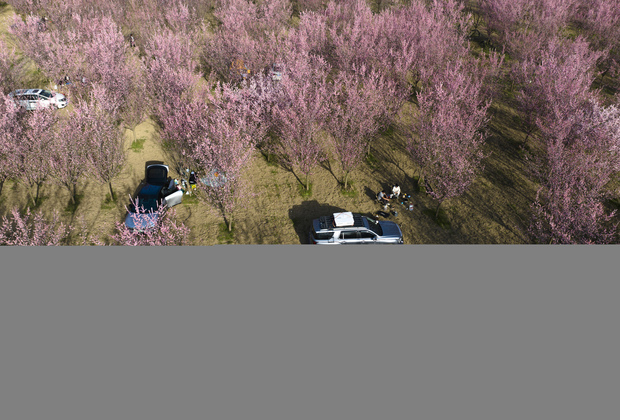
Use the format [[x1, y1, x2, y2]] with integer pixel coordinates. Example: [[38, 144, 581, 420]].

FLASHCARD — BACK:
[[125, 163, 184, 231]]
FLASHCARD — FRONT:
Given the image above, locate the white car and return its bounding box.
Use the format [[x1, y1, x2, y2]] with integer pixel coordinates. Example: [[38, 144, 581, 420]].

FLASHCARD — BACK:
[[309, 212, 404, 244], [269, 63, 284, 81], [9, 88, 67, 110]]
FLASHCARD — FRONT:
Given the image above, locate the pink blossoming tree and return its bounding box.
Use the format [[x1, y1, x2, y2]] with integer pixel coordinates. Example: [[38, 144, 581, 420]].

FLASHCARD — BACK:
[[271, 52, 331, 190], [49, 101, 95, 205], [529, 101, 620, 243], [107, 198, 191, 246], [0, 207, 72, 246], [327, 66, 402, 189], [193, 86, 259, 231], [16, 107, 58, 205], [0, 95, 24, 197], [408, 60, 492, 217]]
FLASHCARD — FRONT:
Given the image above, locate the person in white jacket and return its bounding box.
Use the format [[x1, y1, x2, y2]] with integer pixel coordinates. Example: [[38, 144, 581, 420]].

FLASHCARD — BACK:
[[391, 184, 401, 199]]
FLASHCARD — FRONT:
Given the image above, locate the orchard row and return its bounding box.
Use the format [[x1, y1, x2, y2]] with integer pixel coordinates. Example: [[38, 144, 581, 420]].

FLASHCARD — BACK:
[[1, 0, 619, 244]]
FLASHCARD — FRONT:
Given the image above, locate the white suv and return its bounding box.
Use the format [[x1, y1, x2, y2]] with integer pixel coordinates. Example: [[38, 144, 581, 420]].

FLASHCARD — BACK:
[[309, 212, 404, 244], [9, 88, 67, 110]]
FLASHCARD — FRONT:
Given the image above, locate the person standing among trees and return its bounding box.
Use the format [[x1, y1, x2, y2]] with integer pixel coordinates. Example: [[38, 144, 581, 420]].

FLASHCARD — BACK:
[[188, 171, 197, 194]]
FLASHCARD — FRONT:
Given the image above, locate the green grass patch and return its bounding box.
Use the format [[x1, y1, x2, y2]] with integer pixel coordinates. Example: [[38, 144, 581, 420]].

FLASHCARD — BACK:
[[182, 193, 200, 206], [217, 222, 235, 244], [422, 208, 451, 230], [26, 67, 50, 88], [274, 182, 280, 198], [130, 138, 146, 152], [411, 176, 425, 193], [100, 192, 117, 210], [365, 152, 379, 170], [64, 193, 84, 214], [297, 182, 313, 200], [160, 140, 175, 151], [340, 181, 358, 198], [381, 124, 397, 137], [25, 194, 48, 211], [262, 152, 280, 167], [507, 202, 520, 214]]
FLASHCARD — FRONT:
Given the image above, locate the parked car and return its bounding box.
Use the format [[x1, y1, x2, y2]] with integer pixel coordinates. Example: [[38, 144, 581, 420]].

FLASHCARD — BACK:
[[309, 212, 404, 244], [269, 63, 284, 81], [8, 88, 67, 110], [125, 163, 184, 231]]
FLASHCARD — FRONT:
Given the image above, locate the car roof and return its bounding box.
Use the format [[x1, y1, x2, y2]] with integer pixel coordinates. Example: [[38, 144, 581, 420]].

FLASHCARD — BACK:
[[13, 89, 43, 95], [139, 183, 163, 196], [318, 213, 365, 230]]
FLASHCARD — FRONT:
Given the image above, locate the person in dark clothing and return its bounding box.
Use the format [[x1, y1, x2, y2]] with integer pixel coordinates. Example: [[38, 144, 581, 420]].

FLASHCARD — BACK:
[[189, 171, 197, 193], [377, 190, 390, 206]]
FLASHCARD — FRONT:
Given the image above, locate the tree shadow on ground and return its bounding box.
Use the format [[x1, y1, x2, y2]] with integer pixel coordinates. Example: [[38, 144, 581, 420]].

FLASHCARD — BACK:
[[288, 200, 348, 244], [319, 159, 340, 184]]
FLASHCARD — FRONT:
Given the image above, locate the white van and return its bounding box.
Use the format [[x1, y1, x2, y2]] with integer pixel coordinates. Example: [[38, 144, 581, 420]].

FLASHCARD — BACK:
[[8, 88, 67, 110]]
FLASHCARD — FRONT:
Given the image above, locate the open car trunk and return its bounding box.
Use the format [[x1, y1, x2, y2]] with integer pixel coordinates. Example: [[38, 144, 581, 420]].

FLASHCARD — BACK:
[[145, 161, 169, 186]]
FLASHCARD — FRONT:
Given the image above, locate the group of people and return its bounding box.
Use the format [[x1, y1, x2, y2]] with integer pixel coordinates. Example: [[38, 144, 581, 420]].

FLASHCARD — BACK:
[[55, 74, 87, 90], [168, 171, 197, 195], [38, 16, 48, 32], [57, 75, 72, 87], [377, 184, 402, 207]]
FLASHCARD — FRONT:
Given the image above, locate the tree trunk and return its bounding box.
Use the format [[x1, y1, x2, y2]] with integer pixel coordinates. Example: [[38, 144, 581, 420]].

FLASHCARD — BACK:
[[305, 173, 309, 191], [343, 171, 349, 190], [35, 182, 41, 204], [70, 184, 76, 205], [435, 201, 442, 219], [418, 170, 425, 193], [227, 215, 233, 232], [108, 181, 115, 201], [0, 179, 3, 197], [600, 66, 610, 81]]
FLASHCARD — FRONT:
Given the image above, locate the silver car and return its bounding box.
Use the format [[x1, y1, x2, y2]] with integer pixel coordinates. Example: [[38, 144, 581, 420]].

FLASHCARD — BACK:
[[9, 88, 67, 110], [269, 63, 284, 81], [309, 212, 404, 244]]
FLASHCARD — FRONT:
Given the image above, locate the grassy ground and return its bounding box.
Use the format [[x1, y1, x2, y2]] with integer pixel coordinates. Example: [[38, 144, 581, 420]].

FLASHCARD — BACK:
[[4, 2, 611, 244]]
